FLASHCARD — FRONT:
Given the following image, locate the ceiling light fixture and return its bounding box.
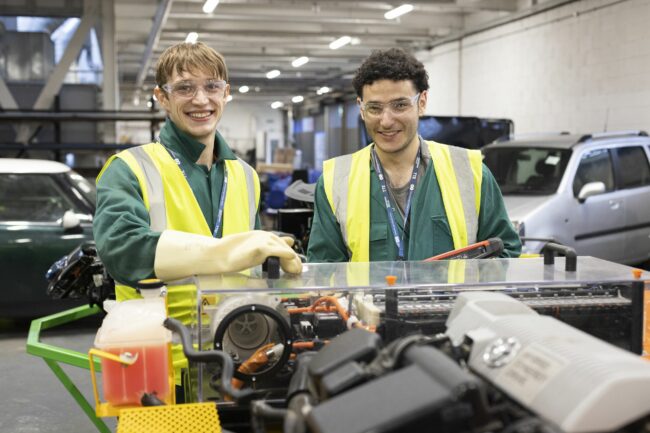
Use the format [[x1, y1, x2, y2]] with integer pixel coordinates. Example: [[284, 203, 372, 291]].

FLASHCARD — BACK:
[[202, 0, 219, 14], [185, 32, 198, 43], [292, 56, 309, 68], [271, 101, 284, 109], [239, 85, 249, 93], [266, 69, 281, 79], [384, 4, 413, 20], [316, 86, 331, 95], [329, 36, 351, 50], [292, 95, 304, 103]]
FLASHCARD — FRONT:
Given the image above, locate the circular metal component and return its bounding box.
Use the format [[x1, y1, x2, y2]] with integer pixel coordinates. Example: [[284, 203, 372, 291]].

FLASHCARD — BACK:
[[482, 337, 521, 368], [213, 303, 292, 382], [226, 312, 270, 350]]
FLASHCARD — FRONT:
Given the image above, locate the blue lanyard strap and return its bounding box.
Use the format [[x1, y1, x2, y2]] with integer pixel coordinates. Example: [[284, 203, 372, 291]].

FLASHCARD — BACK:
[[212, 171, 227, 238], [371, 145, 421, 260], [161, 140, 228, 238]]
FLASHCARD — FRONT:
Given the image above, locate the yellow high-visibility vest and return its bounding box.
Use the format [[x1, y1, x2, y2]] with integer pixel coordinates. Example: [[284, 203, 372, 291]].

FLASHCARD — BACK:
[[97, 142, 260, 375], [322, 141, 483, 262]]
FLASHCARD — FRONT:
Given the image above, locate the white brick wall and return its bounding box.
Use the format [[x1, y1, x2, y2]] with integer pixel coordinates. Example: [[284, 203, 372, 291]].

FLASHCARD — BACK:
[[422, 0, 650, 134]]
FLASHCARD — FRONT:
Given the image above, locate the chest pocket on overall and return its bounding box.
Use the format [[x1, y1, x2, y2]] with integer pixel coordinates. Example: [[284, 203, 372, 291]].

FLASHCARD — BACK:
[[431, 216, 454, 256], [369, 222, 389, 261]]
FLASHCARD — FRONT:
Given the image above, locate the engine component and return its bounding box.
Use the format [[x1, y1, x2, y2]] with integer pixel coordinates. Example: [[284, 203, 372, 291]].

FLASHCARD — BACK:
[[45, 241, 114, 306], [213, 301, 292, 383], [446, 291, 650, 433]]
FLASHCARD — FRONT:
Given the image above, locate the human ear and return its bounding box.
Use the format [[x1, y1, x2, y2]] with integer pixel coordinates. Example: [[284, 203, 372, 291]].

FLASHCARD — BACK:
[[418, 90, 428, 115], [153, 87, 170, 111], [357, 97, 365, 121]]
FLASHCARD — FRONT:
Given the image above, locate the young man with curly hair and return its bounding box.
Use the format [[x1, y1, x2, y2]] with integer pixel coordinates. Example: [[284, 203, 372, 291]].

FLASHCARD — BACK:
[[307, 48, 520, 262]]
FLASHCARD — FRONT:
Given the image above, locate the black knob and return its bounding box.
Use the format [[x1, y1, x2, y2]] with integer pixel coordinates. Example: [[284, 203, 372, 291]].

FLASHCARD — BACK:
[[264, 256, 280, 279]]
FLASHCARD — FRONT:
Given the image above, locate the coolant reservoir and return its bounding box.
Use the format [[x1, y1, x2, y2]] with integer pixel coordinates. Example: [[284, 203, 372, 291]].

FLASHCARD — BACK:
[[94, 279, 172, 407]]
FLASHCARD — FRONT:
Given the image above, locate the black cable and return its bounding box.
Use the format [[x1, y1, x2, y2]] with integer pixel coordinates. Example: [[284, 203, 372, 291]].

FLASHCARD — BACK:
[[163, 318, 252, 401], [250, 400, 288, 433]]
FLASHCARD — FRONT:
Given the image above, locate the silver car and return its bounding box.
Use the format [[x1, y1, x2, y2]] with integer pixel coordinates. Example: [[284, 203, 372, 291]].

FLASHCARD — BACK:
[[482, 131, 650, 265]]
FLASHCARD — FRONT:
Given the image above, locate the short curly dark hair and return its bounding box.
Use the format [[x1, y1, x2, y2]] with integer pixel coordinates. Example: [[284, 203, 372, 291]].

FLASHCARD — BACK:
[[352, 48, 429, 98]]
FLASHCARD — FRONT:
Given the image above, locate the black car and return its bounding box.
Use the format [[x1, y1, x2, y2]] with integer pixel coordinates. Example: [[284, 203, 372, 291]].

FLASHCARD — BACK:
[[0, 158, 95, 318]]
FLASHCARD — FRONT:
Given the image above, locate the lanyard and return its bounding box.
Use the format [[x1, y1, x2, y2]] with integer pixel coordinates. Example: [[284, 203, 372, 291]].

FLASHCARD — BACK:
[[212, 173, 227, 238], [371, 145, 421, 260], [161, 140, 228, 238]]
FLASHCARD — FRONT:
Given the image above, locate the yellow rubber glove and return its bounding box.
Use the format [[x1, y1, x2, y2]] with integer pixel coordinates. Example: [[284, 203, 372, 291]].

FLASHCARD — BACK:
[[154, 230, 303, 282]]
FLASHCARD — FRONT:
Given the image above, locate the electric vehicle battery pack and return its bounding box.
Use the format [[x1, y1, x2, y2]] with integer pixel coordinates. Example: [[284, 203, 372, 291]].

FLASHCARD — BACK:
[[169, 256, 647, 406]]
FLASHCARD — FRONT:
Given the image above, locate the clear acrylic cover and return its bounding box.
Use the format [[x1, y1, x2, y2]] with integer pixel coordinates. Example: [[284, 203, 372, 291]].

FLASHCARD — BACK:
[[173, 257, 648, 403]]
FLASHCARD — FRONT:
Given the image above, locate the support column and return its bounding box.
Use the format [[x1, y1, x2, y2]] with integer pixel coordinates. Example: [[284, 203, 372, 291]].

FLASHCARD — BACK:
[[101, 0, 118, 144]]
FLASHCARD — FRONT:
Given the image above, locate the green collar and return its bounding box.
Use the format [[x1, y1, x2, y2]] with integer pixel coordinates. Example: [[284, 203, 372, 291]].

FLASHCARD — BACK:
[[214, 130, 237, 161], [159, 119, 237, 163]]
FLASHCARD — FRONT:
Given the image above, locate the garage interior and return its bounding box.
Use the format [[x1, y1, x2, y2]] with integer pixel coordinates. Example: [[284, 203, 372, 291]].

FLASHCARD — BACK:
[[1, 0, 650, 432]]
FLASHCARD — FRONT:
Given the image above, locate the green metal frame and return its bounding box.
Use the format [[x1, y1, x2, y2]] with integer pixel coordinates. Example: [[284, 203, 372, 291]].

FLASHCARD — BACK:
[[26, 305, 111, 433]]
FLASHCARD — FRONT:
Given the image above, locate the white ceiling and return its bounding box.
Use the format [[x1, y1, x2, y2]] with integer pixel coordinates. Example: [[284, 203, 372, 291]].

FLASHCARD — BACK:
[[2, 0, 549, 107], [117, 0, 523, 106]]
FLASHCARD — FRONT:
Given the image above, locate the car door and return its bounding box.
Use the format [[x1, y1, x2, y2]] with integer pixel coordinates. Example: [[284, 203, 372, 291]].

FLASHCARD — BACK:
[[570, 148, 625, 262], [0, 172, 94, 317], [612, 144, 650, 264]]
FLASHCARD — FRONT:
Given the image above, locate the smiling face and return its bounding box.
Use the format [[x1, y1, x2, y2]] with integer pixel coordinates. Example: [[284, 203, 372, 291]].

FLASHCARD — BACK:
[[154, 68, 230, 147], [359, 79, 427, 158]]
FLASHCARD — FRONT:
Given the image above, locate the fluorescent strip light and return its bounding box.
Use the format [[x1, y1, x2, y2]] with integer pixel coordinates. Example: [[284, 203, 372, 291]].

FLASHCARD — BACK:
[[316, 86, 331, 95], [384, 4, 413, 20], [203, 0, 219, 14], [271, 101, 284, 109], [292, 95, 304, 103], [185, 32, 198, 43], [238, 85, 249, 93], [329, 36, 351, 50], [291, 56, 309, 68], [266, 69, 281, 79]]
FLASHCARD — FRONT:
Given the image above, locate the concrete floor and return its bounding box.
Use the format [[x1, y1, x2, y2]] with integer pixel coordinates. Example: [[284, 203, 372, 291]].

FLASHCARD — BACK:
[[0, 316, 117, 433]]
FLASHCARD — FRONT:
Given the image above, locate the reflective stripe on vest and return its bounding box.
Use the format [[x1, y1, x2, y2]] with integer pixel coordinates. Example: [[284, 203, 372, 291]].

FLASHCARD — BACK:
[[323, 150, 371, 261], [322, 141, 482, 261], [428, 142, 483, 248]]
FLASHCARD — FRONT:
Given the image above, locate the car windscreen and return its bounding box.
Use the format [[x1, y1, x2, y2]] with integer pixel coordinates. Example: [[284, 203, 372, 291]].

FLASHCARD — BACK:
[[0, 173, 88, 222], [66, 171, 96, 208], [482, 146, 572, 195]]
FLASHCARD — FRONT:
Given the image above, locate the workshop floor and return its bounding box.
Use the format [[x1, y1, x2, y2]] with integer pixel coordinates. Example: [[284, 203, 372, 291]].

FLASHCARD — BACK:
[[0, 315, 117, 433]]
